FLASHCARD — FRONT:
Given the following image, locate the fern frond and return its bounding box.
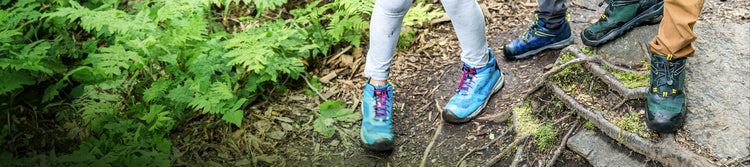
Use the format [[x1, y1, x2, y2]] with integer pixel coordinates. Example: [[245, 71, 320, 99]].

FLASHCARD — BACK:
[[0, 70, 35, 96], [44, 1, 156, 37], [86, 45, 143, 77], [140, 105, 175, 132], [402, 2, 445, 27], [144, 78, 172, 103]]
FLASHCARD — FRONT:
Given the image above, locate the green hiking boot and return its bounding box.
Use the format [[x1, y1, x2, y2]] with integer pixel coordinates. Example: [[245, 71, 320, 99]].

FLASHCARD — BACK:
[[645, 54, 686, 133], [581, 0, 663, 46]]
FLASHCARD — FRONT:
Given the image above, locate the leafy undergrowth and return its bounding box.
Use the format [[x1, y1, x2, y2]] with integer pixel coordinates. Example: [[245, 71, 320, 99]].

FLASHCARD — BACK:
[[0, 0, 443, 166]]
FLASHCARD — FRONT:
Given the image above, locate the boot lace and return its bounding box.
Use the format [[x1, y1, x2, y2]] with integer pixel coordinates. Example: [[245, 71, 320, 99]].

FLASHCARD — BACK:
[[370, 88, 392, 121], [455, 64, 479, 96], [651, 55, 684, 97]]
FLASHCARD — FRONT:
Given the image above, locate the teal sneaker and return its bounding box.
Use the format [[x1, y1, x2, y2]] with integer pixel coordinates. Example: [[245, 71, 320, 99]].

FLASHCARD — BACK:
[[443, 49, 505, 123], [360, 82, 394, 151], [645, 54, 686, 132]]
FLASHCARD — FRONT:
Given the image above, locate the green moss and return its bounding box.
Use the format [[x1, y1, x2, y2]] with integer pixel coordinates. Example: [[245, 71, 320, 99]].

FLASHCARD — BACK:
[[513, 103, 539, 137], [603, 64, 650, 88], [533, 125, 558, 151], [613, 113, 650, 138], [580, 46, 594, 55], [584, 121, 595, 130]]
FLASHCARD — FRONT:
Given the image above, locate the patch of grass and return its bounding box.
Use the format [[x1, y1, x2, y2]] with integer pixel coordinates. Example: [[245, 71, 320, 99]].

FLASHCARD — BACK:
[[533, 125, 558, 151], [613, 113, 650, 139], [513, 102, 540, 137]]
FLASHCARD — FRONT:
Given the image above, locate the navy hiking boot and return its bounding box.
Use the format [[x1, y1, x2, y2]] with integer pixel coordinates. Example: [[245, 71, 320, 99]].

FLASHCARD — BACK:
[[503, 15, 574, 60], [443, 49, 505, 123], [645, 54, 686, 133], [360, 82, 394, 151]]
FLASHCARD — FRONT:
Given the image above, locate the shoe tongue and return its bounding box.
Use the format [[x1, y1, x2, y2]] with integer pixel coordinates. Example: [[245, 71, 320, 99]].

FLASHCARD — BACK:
[[536, 19, 547, 29], [652, 54, 670, 61], [372, 84, 391, 90]]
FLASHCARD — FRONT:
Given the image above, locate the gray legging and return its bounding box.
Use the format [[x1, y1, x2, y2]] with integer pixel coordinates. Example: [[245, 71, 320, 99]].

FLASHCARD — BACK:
[[364, 0, 489, 81]]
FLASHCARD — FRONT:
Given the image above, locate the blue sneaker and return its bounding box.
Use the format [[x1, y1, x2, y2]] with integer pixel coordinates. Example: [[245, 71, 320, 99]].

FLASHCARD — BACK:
[[503, 15, 574, 60], [443, 49, 505, 123], [360, 82, 394, 151]]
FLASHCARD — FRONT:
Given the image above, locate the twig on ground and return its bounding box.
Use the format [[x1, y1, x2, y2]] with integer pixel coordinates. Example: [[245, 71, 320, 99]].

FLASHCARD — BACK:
[[611, 98, 628, 110], [550, 114, 572, 127], [302, 73, 328, 101], [509, 143, 525, 167], [485, 134, 532, 167], [456, 129, 510, 167], [420, 122, 444, 167], [546, 121, 579, 167], [434, 99, 442, 122]]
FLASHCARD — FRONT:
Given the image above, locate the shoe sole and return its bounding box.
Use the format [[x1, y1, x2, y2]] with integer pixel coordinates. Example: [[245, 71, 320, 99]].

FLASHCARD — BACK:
[[506, 35, 574, 60], [360, 130, 394, 151], [443, 71, 505, 123], [581, 1, 664, 46]]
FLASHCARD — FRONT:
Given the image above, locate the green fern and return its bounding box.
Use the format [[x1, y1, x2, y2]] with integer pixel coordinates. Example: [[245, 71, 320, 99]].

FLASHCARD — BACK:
[[84, 45, 144, 77], [140, 105, 175, 132]]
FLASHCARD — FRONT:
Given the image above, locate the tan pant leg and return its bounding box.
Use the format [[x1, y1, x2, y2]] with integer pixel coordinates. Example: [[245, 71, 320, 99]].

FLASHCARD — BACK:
[[648, 0, 705, 59]]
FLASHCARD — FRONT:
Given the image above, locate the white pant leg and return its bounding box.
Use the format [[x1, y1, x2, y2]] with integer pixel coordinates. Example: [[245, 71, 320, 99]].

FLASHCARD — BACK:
[[441, 0, 489, 68], [363, 0, 412, 81], [364, 0, 489, 81]]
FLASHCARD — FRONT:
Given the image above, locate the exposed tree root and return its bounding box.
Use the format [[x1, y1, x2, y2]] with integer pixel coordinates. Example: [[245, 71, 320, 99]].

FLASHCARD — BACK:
[[456, 129, 510, 167], [485, 134, 532, 167], [420, 122, 444, 167], [509, 143, 525, 167], [546, 82, 716, 167], [564, 46, 648, 100], [546, 121, 578, 167], [523, 46, 648, 101]]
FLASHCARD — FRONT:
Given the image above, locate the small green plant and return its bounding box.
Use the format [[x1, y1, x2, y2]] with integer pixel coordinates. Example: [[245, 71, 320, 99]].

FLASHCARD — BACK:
[[313, 100, 361, 138], [533, 125, 558, 151], [584, 121, 595, 130], [305, 75, 323, 96]]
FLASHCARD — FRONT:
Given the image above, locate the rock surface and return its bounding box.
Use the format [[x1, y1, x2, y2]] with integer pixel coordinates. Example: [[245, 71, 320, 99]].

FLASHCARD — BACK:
[[596, 25, 659, 67], [567, 129, 646, 167], [683, 22, 750, 161], [574, 22, 750, 163]]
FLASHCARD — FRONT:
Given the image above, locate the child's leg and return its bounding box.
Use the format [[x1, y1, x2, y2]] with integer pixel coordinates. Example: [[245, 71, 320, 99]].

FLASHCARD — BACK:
[[536, 0, 568, 30], [440, 0, 489, 68], [363, 0, 413, 83], [360, 0, 412, 152], [441, 0, 505, 123]]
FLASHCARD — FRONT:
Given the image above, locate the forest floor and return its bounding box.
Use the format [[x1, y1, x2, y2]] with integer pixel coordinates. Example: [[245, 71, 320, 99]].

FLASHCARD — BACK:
[[167, 0, 749, 166], [4, 0, 748, 166]]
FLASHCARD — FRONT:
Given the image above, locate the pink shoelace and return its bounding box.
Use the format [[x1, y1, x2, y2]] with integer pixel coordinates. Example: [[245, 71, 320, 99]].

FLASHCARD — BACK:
[[455, 64, 479, 95], [370, 88, 392, 121]]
